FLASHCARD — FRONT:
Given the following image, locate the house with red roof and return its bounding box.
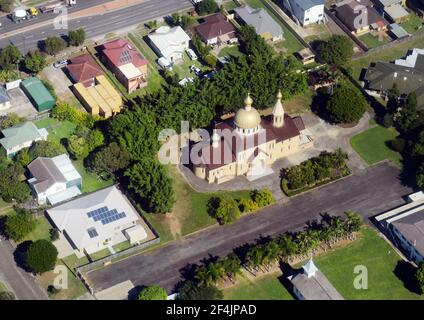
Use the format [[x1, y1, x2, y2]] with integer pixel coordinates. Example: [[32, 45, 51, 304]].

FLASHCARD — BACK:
[[67, 54, 103, 88], [194, 13, 238, 46], [99, 39, 148, 93]]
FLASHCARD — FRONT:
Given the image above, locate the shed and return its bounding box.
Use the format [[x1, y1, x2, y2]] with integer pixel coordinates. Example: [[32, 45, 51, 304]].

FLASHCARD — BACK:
[[388, 23, 410, 38], [20, 77, 56, 112]]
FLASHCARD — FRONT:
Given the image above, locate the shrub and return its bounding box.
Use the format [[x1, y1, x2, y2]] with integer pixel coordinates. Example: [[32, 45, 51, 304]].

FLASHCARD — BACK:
[[29, 140, 66, 159], [138, 285, 167, 300], [204, 54, 218, 68], [237, 197, 258, 213], [197, 0, 219, 15], [25, 240, 58, 274], [0, 291, 15, 300], [416, 263, 424, 295], [208, 196, 240, 224], [5, 212, 36, 241], [177, 281, 223, 300], [0, 113, 22, 130], [44, 36, 66, 55], [51, 101, 97, 128], [388, 137, 406, 153], [50, 229, 59, 241], [382, 113, 393, 128], [250, 189, 275, 207]]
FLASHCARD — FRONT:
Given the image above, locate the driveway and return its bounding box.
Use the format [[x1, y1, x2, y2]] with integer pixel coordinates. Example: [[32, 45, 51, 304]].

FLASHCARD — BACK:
[[180, 111, 373, 200], [1, 88, 38, 119], [41, 65, 74, 101], [86, 162, 413, 293]]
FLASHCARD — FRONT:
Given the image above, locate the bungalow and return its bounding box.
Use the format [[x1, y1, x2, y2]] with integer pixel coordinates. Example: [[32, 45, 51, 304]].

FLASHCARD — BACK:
[[99, 39, 148, 94], [194, 13, 237, 46], [27, 154, 82, 205], [281, 0, 325, 26], [46, 185, 152, 256], [363, 48, 424, 109], [334, 0, 388, 34], [67, 54, 103, 88], [234, 5, 284, 42], [147, 26, 191, 63], [0, 121, 48, 158]]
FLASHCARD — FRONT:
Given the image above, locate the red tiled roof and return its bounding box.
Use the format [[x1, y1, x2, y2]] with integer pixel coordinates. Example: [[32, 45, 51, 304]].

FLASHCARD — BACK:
[[194, 13, 236, 41], [101, 39, 148, 68], [197, 115, 302, 169], [67, 54, 103, 86]]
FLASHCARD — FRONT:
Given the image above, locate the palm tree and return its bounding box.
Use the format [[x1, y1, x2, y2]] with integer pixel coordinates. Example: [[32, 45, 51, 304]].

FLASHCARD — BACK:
[[278, 233, 297, 258], [344, 211, 362, 234], [222, 254, 241, 281]]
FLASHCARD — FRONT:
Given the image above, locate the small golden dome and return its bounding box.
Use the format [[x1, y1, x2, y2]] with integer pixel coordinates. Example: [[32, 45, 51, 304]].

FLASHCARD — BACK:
[[234, 107, 261, 129]]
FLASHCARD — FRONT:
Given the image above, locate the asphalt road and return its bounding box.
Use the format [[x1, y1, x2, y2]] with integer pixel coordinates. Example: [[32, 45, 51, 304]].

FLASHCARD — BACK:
[[0, 0, 113, 34], [86, 162, 414, 293], [0, 0, 193, 52], [0, 239, 48, 300]]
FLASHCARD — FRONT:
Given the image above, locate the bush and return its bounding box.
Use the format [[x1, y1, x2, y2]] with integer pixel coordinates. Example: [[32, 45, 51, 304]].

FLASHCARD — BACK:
[[177, 281, 223, 300], [5, 212, 36, 241], [138, 285, 167, 300], [51, 101, 97, 128], [382, 113, 393, 128], [50, 229, 59, 241], [250, 189, 274, 207], [24, 51, 46, 74], [0, 113, 22, 130], [197, 0, 219, 15], [29, 140, 66, 159], [326, 83, 367, 124], [416, 263, 424, 295], [237, 197, 258, 213], [388, 137, 406, 153], [68, 28, 86, 47], [315, 35, 353, 66], [208, 196, 240, 224], [25, 240, 58, 274], [204, 54, 218, 68], [0, 291, 15, 300], [44, 36, 66, 55]]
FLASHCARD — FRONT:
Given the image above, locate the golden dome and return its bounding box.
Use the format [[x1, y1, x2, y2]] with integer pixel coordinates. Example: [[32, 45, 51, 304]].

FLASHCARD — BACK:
[[235, 94, 261, 130]]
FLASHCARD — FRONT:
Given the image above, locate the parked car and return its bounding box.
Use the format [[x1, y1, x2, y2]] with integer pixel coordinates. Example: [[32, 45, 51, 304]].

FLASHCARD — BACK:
[[202, 71, 215, 79], [218, 56, 230, 66], [186, 48, 198, 61], [179, 77, 195, 86], [190, 65, 202, 76], [53, 59, 68, 68]]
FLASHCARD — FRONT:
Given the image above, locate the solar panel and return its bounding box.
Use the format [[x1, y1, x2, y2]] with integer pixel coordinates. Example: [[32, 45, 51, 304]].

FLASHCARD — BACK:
[[87, 206, 108, 218], [100, 211, 127, 225], [87, 228, 98, 238]]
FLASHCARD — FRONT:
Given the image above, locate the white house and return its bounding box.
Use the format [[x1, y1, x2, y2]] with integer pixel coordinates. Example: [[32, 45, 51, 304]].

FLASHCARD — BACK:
[[0, 121, 48, 158], [27, 154, 82, 205], [46, 186, 149, 256], [282, 0, 325, 26], [375, 191, 424, 265], [147, 26, 191, 63]]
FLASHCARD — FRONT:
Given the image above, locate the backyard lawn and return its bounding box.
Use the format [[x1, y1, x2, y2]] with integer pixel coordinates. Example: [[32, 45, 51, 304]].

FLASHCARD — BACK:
[[244, 0, 305, 55], [35, 118, 77, 145], [144, 165, 250, 243], [73, 160, 113, 194], [218, 45, 245, 58], [223, 273, 294, 300], [314, 227, 424, 300], [350, 125, 402, 167], [358, 32, 390, 49], [19, 215, 52, 244], [399, 13, 424, 35]]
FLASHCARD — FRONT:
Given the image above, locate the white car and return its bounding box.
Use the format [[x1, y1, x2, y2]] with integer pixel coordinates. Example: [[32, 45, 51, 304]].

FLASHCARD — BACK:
[[186, 49, 198, 61], [53, 59, 68, 68], [190, 65, 202, 76], [179, 77, 194, 86]]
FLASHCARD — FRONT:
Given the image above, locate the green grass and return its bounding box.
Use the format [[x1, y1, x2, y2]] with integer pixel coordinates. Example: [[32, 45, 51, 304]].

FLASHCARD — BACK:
[[73, 160, 113, 194], [350, 125, 402, 166], [358, 33, 390, 49], [35, 118, 77, 144], [0, 282, 8, 293], [112, 240, 132, 252], [244, 0, 304, 54], [143, 165, 250, 243], [38, 260, 87, 300], [61, 254, 90, 271], [223, 0, 238, 11], [218, 45, 245, 58], [399, 13, 423, 35], [314, 227, 424, 299], [19, 215, 52, 244], [171, 52, 205, 80], [350, 37, 424, 82], [88, 248, 111, 261], [223, 273, 294, 300]]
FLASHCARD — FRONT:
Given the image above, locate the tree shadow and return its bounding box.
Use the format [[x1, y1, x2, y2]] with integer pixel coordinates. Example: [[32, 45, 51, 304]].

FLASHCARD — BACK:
[[13, 240, 32, 272], [128, 285, 144, 300], [310, 88, 332, 123], [393, 260, 421, 295]]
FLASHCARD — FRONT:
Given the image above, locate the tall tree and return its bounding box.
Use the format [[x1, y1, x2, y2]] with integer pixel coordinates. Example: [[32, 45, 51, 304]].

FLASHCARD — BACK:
[[0, 44, 22, 71], [24, 50, 46, 74], [68, 28, 86, 47], [44, 36, 66, 55], [316, 35, 353, 66]]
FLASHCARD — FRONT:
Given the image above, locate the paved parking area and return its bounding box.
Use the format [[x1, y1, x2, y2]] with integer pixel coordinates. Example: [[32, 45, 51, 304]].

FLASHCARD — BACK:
[[0, 88, 38, 119]]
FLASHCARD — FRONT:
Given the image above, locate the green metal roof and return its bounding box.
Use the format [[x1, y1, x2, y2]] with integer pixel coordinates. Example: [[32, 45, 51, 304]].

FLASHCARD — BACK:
[[0, 121, 42, 149], [21, 77, 55, 111]]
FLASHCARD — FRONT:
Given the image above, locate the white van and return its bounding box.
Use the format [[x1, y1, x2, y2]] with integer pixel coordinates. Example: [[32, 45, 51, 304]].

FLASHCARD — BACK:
[[186, 49, 198, 61]]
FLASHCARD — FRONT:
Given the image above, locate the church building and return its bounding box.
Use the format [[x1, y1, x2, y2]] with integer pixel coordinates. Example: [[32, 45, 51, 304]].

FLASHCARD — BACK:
[[191, 91, 312, 184]]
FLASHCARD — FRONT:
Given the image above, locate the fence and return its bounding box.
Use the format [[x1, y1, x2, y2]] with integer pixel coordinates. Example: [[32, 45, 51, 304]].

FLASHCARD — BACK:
[[76, 237, 161, 275], [352, 30, 424, 60]]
